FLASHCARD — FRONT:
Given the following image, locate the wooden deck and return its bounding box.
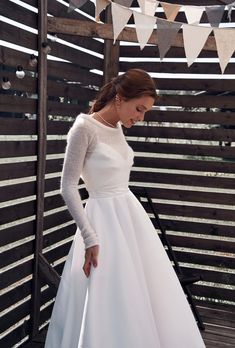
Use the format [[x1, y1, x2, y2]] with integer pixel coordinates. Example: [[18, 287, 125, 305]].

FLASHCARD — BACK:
[[22, 301, 235, 348], [198, 301, 235, 348]]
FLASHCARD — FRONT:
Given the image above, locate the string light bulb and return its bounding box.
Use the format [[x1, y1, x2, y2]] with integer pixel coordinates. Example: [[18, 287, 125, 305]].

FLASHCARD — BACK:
[[42, 41, 51, 54], [16, 65, 25, 79], [1, 77, 11, 90], [29, 54, 38, 67]]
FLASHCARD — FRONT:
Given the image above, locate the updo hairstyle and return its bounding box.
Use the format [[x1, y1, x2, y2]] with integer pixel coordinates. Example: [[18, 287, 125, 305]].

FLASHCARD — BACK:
[[89, 69, 157, 113]]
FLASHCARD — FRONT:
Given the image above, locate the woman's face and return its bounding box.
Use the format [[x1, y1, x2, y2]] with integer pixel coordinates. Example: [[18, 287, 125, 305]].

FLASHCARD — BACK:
[[117, 95, 155, 128]]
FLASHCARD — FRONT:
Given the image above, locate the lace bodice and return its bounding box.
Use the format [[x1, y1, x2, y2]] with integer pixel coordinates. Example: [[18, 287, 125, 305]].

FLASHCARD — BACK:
[[60, 113, 134, 249]]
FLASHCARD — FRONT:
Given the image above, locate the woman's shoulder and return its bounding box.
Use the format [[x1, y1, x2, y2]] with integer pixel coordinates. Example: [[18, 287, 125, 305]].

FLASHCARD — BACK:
[[69, 113, 97, 134], [66, 114, 98, 147]]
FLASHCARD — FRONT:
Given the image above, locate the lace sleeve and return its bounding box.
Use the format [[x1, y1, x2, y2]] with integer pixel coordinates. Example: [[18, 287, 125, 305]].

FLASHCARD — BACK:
[[60, 118, 99, 249]]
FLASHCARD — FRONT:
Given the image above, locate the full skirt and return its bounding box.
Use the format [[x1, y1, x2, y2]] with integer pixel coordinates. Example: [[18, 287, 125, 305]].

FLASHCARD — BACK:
[[44, 191, 205, 348]]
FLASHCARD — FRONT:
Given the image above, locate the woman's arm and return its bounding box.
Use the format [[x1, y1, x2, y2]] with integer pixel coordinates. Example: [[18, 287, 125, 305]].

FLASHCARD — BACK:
[[60, 119, 99, 249]]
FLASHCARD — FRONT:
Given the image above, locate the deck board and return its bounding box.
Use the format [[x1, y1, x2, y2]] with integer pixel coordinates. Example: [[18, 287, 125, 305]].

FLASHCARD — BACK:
[[22, 302, 235, 347]]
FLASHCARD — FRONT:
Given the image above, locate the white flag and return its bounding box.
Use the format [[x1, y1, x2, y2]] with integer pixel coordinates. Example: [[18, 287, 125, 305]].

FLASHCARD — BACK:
[[111, 2, 132, 43], [183, 24, 212, 66], [138, 0, 159, 16], [133, 11, 156, 50], [184, 5, 204, 24]]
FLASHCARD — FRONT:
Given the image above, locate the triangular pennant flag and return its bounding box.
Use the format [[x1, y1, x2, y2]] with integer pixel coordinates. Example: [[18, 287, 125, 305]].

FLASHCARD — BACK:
[[111, 2, 132, 44], [183, 24, 212, 66], [133, 11, 156, 50], [114, 0, 133, 7], [156, 18, 182, 60], [214, 28, 235, 73], [138, 0, 159, 16], [205, 5, 225, 27], [184, 6, 204, 24], [68, 0, 88, 13], [95, 0, 110, 21], [161, 2, 181, 21]]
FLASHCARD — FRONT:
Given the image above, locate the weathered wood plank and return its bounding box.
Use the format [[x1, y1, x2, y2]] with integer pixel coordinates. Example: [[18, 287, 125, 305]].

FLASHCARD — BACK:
[[146, 111, 235, 126], [0, 181, 36, 203], [159, 218, 235, 239], [131, 170, 235, 190], [142, 199, 235, 223], [48, 81, 97, 100], [0, 220, 35, 247], [175, 250, 235, 270], [191, 284, 235, 302], [120, 45, 235, 59], [1, 0, 38, 29], [155, 95, 235, 109], [161, 231, 235, 253], [134, 156, 235, 175], [130, 141, 235, 159], [133, 183, 235, 205], [120, 61, 235, 77], [0, 94, 37, 114], [181, 267, 235, 287], [0, 259, 33, 290]]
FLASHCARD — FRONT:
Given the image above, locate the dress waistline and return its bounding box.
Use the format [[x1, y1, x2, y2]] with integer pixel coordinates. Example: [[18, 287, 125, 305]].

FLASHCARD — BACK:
[[88, 187, 131, 199]]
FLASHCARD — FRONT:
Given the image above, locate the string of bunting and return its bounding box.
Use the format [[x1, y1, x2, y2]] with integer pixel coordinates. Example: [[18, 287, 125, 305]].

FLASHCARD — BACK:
[[68, 0, 235, 73]]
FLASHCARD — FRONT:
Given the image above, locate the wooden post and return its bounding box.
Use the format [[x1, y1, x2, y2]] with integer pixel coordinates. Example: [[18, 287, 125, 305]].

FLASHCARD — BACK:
[[30, 0, 48, 338], [103, 7, 120, 84]]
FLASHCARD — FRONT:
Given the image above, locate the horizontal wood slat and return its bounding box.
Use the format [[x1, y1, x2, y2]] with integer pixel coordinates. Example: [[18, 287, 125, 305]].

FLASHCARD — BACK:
[[120, 61, 235, 78], [127, 126, 235, 141], [174, 250, 235, 270], [146, 111, 235, 126], [159, 218, 235, 239], [1, 0, 38, 29], [134, 156, 235, 175], [145, 200, 235, 223], [130, 171, 235, 190], [130, 141, 235, 159]]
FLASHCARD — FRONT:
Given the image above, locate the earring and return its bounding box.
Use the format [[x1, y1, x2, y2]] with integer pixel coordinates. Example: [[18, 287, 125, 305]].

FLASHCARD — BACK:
[[115, 95, 121, 103], [115, 95, 121, 109]]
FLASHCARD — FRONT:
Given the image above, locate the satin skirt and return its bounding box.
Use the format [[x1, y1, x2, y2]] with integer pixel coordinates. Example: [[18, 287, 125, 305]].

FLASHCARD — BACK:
[[44, 190, 205, 348]]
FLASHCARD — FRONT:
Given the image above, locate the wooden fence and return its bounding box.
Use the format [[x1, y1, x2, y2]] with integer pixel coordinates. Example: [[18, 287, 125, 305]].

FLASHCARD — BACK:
[[0, 0, 235, 347]]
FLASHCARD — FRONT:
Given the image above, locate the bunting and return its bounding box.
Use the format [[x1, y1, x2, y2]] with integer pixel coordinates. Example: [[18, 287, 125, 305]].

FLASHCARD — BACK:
[[133, 11, 156, 50], [138, 0, 159, 16], [95, 0, 110, 21], [68, 0, 235, 73], [214, 27, 235, 73], [161, 2, 181, 21], [156, 18, 181, 60], [184, 6, 204, 25], [205, 5, 225, 27], [111, 2, 132, 44], [183, 25, 212, 66]]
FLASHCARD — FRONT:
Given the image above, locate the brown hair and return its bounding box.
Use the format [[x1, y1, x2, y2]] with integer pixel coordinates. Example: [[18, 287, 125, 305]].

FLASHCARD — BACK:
[[89, 69, 157, 113]]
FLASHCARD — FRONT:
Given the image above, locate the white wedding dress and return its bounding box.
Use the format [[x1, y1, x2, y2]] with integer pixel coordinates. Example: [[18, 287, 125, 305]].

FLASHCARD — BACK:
[[44, 114, 206, 348]]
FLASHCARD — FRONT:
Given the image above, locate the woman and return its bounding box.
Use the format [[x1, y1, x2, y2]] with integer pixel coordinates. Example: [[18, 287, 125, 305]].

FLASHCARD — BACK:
[[45, 69, 206, 348]]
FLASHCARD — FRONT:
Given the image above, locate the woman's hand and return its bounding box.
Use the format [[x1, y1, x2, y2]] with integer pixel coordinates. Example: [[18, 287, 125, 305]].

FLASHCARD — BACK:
[[83, 245, 99, 278]]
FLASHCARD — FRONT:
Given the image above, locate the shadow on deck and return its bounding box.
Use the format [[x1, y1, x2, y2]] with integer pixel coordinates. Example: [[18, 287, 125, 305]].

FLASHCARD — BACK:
[[22, 301, 235, 348]]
